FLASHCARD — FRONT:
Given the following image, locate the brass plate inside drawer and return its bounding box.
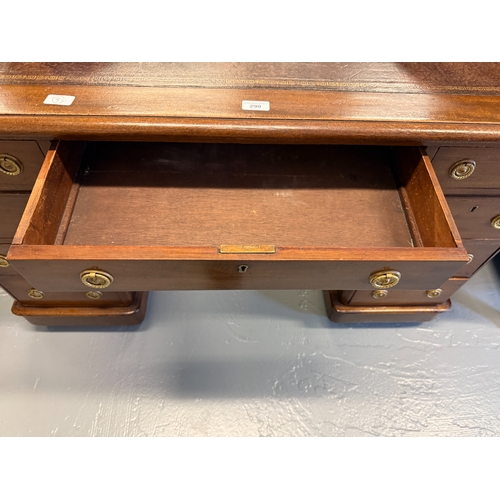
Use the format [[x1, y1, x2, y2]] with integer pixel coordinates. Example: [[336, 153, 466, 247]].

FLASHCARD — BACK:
[[219, 245, 276, 254]]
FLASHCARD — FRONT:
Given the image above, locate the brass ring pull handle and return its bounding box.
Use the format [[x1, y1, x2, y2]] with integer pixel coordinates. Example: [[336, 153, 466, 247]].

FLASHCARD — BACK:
[[0, 154, 23, 176], [27, 289, 44, 299], [80, 269, 114, 289], [426, 289, 442, 298], [449, 159, 475, 180], [0, 255, 9, 267], [369, 270, 401, 289], [491, 215, 500, 229]]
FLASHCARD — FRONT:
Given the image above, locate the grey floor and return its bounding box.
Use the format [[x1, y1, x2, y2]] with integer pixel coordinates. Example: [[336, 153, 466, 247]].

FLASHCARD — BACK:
[[1, 258, 500, 437]]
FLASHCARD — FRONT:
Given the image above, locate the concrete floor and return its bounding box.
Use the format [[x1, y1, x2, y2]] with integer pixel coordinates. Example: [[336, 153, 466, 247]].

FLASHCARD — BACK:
[[1, 258, 500, 437]]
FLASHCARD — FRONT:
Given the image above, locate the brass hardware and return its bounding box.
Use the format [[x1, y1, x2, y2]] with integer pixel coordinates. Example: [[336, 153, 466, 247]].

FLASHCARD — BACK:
[[449, 159, 475, 180], [219, 245, 276, 254], [467, 253, 474, 264], [369, 270, 401, 289], [0, 154, 23, 176], [372, 290, 388, 299], [238, 264, 249, 273], [86, 291, 103, 300], [491, 215, 500, 229], [426, 289, 442, 298], [27, 289, 44, 299], [0, 255, 9, 267], [80, 270, 114, 289]]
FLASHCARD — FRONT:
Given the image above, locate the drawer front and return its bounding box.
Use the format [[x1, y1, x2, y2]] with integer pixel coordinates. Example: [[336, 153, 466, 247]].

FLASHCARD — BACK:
[[446, 196, 500, 239], [0, 193, 31, 242], [432, 147, 500, 194], [0, 273, 135, 307], [340, 277, 467, 306], [432, 147, 500, 193], [455, 239, 500, 277], [0, 141, 45, 191], [7, 141, 469, 292], [7, 258, 470, 293], [325, 290, 451, 324]]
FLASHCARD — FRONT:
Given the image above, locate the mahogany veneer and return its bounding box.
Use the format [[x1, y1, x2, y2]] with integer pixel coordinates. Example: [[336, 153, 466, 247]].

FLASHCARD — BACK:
[[2, 63, 500, 326]]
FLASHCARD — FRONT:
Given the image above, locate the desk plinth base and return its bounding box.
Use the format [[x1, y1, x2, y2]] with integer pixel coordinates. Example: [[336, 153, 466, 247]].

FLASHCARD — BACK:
[[324, 291, 451, 324], [11, 292, 148, 327]]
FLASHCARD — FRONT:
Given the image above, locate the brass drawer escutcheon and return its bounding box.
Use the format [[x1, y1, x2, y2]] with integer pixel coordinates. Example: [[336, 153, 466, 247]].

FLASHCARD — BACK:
[[0, 154, 23, 176], [80, 270, 114, 289], [426, 289, 442, 298], [449, 159, 475, 180], [372, 290, 388, 299], [369, 270, 401, 289], [86, 291, 103, 299], [0, 255, 9, 267]]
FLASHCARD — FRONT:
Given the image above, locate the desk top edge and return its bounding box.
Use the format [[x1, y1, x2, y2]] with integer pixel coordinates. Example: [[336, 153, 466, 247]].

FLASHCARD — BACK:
[[2, 63, 500, 144]]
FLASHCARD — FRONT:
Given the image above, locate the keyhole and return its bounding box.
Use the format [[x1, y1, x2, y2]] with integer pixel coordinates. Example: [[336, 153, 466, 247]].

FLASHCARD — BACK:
[[470, 206, 478, 212], [238, 264, 249, 273]]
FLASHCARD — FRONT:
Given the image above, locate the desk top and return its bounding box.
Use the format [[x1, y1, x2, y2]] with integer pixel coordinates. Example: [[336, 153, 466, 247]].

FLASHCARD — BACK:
[[1, 63, 500, 144]]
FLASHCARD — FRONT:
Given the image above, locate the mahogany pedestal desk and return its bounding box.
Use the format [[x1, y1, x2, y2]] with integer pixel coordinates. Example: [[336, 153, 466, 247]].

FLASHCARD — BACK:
[[1, 63, 499, 326]]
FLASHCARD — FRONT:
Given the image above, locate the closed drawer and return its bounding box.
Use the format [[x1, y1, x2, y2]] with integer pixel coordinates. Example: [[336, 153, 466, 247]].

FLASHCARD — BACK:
[[0, 273, 135, 307], [432, 147, 500, 193], [0, 141, 45, 191], [7, 141, 468, 293], [455, 239, 500, 277], [339, 277, 467, 306], [446, 196, 500, 239], [0, 193, 31, 242]]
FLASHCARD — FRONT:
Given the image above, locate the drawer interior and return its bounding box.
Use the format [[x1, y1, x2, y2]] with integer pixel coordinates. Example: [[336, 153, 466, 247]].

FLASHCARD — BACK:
[[65, 143, 412, 248], [13, 142, 462, 252]]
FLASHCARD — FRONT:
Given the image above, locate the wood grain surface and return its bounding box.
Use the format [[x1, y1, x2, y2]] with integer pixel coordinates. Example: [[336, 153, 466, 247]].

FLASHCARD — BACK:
[[1, 63, 500, 143], [446, 196, 500, 239], [7, 141, 470, 293], [63, 143, 411, 248]]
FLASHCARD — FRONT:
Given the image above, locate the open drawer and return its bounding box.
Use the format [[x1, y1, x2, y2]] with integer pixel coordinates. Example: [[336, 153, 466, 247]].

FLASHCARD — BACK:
[[7, 141, 469, 293]]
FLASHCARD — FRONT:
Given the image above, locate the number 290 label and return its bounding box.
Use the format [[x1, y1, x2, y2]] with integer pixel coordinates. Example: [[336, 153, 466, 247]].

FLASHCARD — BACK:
[[242, 100, 270, 111]]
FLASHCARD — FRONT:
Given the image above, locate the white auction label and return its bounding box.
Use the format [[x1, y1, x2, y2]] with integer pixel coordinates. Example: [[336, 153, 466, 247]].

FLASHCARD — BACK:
[[242, 100, 270, 111], [43, 95, 76, 106]]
